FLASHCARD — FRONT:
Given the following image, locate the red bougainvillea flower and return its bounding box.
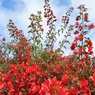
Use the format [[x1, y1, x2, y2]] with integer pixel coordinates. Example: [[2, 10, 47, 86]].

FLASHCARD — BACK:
[[80, 78, 88, 88], [88, 24, 95, 30], [7, 81, 15, 92], [2, 37, 6, 41], [87, 60, 92, 65], [74, 49, 79, 55], [88, 47, 93, 55], [90, 72, 95, 84], [85, 54, 90, 59], [70, 45, 75, 50], [75, 22, 79, 28], [87, 40, 93, 46], [1, 75, 8, 82], [68, 87, 78, 95], [39, 77, 64, 95], [70, 42, 77, 50], [15, 30, 20, 35], [79, 78, 91, 94], [0, 82, 5, 90], [39, 83, 49, 95], [19, 92, 23, 95], [79, 26, 83, 31], [82, 88, 91, 95], [78, 34, 83, 41], [61, 73, 69, 86], [84, 13, 88, 22], [74, 47, 83, 55], [74, 37, 78, 42], [92, 64, 95, 69], [28, 82, 40, 94], [74, 30, 79, 34]]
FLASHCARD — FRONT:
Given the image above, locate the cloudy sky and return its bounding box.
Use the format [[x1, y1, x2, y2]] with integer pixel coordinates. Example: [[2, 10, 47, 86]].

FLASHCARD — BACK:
[[0, 0, 95, 55]]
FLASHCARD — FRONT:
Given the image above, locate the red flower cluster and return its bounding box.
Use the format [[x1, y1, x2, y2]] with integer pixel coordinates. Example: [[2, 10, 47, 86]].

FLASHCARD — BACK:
[[0, 58, 95, 95]]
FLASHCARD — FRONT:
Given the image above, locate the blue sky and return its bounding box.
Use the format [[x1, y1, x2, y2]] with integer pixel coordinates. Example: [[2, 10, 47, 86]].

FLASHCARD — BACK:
[[1, 0, 24, 11], [0, 0, 95, 55], [52, 0, 71, 6], [2, 0, 18, 10]]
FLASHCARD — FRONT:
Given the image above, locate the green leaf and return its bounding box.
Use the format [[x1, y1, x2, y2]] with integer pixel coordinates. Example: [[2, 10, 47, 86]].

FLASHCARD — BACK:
[[65, 40, 70, 44], [63, 46, 67, 49]]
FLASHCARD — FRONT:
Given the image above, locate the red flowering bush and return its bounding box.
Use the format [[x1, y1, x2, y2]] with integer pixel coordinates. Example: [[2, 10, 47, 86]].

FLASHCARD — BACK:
[[0, 0, 95, 94]]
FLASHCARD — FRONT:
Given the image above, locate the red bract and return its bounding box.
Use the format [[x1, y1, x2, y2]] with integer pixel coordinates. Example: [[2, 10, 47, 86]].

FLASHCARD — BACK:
[[90, 72, 95, 82], [7, 81, 14, 92], [87, 40, 93, 46], [1, 75, 8, 82], [68, 87, 78, 95], [88, 24, 95, 29], [80, 78, 88, 88], [0, 82, 5, 90], [79, 26, 83, 31], [70, 42, 77, 50], [84, 13, 88, 22], [78, 34, 83, 41], [2, 37, 6, 41], [39, 84, 49, 95], [75, 22, 79, 28], [74, 30, 79, 34], [61, 74, 69, 86], [28, 82, 40, 95], [39, 77, 63, 95]]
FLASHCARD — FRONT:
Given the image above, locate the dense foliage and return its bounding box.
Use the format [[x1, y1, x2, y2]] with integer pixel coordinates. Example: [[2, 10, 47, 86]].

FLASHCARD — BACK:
[[0, 0, 95, 95]]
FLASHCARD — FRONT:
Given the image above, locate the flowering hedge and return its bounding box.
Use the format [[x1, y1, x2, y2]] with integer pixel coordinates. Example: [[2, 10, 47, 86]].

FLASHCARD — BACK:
[[0, 0, 95, 95]]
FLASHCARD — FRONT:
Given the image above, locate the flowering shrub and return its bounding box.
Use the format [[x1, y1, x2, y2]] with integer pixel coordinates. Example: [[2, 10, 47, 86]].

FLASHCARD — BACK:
[[0, 0, 95, 94]]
